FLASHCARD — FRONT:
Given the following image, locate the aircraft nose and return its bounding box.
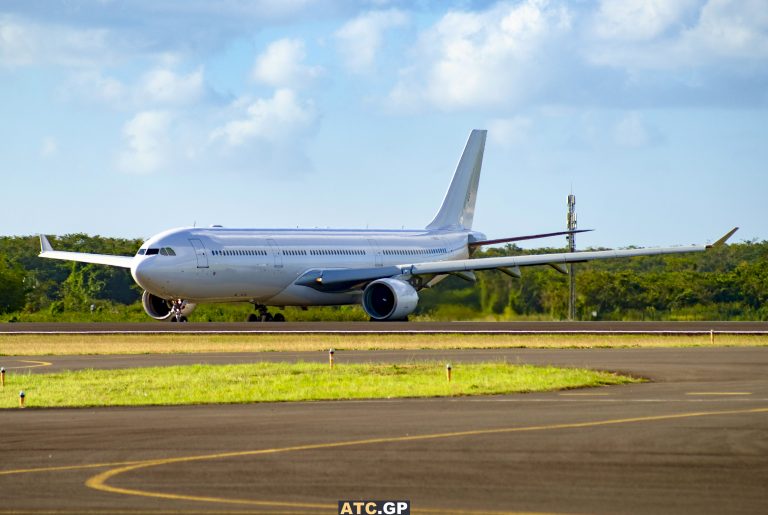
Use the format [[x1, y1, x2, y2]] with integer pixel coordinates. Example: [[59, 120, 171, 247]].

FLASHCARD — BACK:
[[131, 258, 157, 291]]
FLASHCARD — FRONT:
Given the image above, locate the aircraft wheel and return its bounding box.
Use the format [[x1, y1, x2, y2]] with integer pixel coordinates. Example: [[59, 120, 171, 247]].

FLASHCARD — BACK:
[[178, 316, 188, 323], [260, 313, 273, 322], [247, 313, 258, 322], [273, 313, 285, 322]]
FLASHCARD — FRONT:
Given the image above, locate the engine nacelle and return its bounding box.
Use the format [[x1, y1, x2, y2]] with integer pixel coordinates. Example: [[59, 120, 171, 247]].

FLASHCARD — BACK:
[[362, 278, 419, 321], [141, 291, 196, 321]]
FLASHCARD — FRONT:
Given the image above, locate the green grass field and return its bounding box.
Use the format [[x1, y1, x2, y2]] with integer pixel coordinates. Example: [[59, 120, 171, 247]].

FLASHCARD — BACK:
[[0, 362, 638, 408], [0, 332, 765, 356]]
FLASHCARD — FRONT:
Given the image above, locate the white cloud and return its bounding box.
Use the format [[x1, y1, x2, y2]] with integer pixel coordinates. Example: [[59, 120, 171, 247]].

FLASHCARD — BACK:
[[488, 117, 533, 148], [40, 137, 58, 158], [683, 0, 768, 59], [613, 112, 661, 147], [66, 71, 126, 103], [138, 66, 205, 105], [588, 0, 768, 69], [593, 0, 699, 41], [334, 9, 408, 73], [118, 111, 172, 174], [0, 1, 330, 66], [388, 0, 572, 110], [211, 89, 318, 147], [64, 66, 210, 109], [251, 38, 322, 88], [0, 15, 114, 67]]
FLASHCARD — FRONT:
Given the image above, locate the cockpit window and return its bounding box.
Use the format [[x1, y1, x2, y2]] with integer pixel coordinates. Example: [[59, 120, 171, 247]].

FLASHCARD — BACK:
[[146, 248, 159, 255], [137, 249, 146, 255], [159, 247, 176, 256]]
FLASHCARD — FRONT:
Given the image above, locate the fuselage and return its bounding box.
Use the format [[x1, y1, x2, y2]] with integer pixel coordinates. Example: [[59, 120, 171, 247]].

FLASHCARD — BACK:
[[131, 227, 480, 306]]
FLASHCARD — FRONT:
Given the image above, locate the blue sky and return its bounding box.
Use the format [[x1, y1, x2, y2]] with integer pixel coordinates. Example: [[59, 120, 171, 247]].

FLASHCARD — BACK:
[[1, 0, 766, 248]]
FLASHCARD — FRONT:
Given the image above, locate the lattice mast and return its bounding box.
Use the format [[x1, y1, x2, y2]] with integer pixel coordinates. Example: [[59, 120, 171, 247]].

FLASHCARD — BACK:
[[567, 194, 577, 320]]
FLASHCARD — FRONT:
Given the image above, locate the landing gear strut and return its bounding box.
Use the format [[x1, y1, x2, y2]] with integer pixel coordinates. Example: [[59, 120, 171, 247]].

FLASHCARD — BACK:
[[247, 304, 285, 322], [169, 299, 188, 322]]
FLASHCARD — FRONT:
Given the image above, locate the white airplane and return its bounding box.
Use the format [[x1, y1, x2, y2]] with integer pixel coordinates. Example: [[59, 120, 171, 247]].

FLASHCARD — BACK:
[[39, 130, 737, 322]]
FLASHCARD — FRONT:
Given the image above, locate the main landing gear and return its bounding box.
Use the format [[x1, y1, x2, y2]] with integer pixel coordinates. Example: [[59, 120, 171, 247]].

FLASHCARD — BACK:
[[169, 299, 188, 322], [247, 304, 285, 322]]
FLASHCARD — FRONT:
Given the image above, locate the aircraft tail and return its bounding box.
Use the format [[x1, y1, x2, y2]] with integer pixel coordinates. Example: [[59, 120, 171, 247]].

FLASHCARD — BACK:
[[426, 129, 487, 231]]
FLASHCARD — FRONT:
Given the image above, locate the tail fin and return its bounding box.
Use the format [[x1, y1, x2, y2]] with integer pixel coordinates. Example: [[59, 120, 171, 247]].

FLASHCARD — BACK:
[[426, 129, 487, 231]]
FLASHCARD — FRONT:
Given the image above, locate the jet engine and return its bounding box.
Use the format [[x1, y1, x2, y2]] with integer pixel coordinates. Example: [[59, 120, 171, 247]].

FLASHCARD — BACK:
[[141, 291, 196, 321], [362, 278, 419, 321]]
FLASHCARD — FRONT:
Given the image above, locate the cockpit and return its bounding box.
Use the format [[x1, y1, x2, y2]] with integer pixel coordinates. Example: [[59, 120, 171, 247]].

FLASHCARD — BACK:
[[137, 247, 176, 256]]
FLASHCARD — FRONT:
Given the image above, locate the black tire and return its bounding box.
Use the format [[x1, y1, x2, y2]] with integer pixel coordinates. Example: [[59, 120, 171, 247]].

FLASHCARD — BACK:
[[247, 313, 258, 322], [170, 317, 178, 322], [178, 316, 188, 322], [273, 313, 285, 322], [261, 313, 273, 322]]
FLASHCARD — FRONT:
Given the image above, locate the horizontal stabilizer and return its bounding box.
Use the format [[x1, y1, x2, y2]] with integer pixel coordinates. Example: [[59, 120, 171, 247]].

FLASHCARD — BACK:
[[469, 229, 593, 248]]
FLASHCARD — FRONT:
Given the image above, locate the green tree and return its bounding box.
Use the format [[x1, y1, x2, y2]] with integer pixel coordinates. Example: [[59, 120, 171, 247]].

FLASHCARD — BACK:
[[0, 257, 26, 314]]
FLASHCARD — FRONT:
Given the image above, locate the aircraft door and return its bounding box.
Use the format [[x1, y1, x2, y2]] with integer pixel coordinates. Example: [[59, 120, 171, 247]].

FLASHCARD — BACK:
[[267, 239, 283, 268], [368, 239, 383, 267], [189, 239, 209, 268]]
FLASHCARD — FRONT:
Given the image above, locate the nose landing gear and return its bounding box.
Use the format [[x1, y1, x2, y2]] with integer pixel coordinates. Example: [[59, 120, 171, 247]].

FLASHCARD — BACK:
[[170, 299, 188, 322], [247, 304, 285, 322]]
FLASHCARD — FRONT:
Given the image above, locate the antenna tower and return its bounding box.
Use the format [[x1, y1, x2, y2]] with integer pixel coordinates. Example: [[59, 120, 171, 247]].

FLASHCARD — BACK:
[[567, 194, 577, 320]]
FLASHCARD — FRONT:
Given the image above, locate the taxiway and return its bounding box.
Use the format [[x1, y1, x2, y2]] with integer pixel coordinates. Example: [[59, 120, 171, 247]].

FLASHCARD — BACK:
[[1, 347, 767, 514]]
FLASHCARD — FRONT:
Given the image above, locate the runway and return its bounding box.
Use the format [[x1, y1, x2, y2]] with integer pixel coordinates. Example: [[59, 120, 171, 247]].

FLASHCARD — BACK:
[[2, 320, 768, 334], [2, 347, 767, 514]]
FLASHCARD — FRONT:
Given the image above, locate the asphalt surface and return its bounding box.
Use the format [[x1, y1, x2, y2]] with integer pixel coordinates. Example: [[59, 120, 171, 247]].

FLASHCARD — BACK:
[[1, 347, 767, 514], [2, 321, 768, 334]]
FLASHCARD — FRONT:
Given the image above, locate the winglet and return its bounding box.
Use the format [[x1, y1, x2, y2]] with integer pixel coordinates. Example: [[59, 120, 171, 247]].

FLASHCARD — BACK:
[[39, 234, 54, 253], [707, 227, 738, 249]]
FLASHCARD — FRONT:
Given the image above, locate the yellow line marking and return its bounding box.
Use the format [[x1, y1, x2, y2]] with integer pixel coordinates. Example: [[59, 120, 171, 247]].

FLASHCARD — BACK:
[[2, 360, 52, 370], [686, 392, 752, 396], [0, 512, 318, 514], [0, 460, 148, 476], [78, 407, 768, 513]]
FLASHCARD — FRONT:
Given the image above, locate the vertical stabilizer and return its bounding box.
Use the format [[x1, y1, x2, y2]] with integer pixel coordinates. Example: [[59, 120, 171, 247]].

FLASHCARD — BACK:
[[426, 129, 487, 231]]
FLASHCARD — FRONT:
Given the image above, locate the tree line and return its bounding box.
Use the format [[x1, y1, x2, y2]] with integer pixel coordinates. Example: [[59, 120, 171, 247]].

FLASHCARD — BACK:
[[0, 234, 766, 321]]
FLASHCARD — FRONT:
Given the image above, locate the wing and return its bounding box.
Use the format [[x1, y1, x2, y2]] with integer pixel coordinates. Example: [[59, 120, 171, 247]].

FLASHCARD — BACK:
[[38, 235, 134, 269], [296, 228, 738, 292]]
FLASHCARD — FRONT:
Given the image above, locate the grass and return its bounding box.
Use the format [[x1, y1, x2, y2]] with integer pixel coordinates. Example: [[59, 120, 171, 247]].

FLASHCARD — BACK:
[[0, 362, 638, 408], [0, 333, 766, 356]]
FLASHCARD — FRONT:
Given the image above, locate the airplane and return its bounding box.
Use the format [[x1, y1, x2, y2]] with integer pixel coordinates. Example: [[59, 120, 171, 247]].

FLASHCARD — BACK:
[[39, 130, 738, 322]]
